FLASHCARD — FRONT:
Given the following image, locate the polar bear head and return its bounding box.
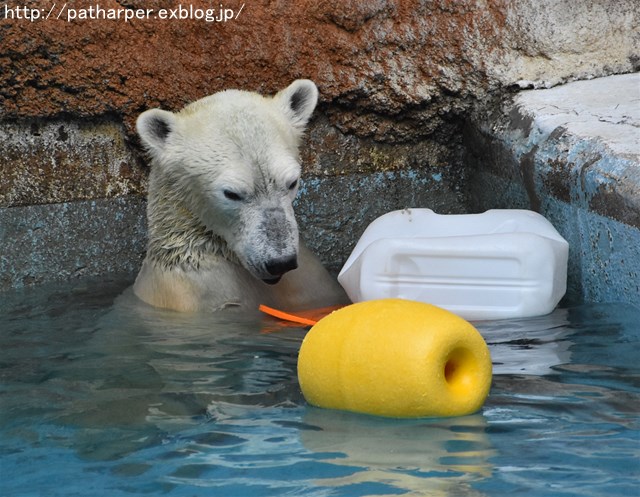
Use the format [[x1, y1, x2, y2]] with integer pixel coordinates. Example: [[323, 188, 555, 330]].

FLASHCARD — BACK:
[[136, 80, 319, 284]]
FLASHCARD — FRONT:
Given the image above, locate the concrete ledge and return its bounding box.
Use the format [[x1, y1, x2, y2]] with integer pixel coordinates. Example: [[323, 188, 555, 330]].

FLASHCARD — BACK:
[[466, 73, 640, 305]]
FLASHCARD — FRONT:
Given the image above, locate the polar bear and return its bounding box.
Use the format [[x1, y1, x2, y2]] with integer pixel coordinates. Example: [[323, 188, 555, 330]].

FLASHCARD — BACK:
[[134, 80, 347, 312]]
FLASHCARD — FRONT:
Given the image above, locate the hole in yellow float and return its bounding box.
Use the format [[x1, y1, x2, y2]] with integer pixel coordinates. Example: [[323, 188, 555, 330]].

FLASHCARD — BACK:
[[444, 357, 458, 384], [443, 348, 477, 395]]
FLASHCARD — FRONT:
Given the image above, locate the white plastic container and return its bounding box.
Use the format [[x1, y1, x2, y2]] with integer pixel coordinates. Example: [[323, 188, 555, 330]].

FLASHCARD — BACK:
[[338, 209, 569, 320]]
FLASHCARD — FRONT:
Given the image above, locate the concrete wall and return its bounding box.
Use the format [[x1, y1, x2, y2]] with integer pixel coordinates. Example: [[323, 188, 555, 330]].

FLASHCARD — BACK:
[[0, 197, 146, 288], [466, 74, 639, 305], [1, 1, 638, 305]]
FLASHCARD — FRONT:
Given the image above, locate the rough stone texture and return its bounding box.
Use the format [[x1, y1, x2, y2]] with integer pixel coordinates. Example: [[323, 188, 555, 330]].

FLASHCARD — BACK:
[[1, 0, 638, 206], [0, 117, 145, 207], [2, 0, 637, 133], [465, 73, 640, 306], [491, 1, 639, 89], [0, 196, 147, 289]]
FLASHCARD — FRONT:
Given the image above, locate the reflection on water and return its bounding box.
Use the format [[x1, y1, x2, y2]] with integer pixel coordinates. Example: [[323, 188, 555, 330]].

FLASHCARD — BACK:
[[0, 275, 638, 496], [300, 410, 493, 496]]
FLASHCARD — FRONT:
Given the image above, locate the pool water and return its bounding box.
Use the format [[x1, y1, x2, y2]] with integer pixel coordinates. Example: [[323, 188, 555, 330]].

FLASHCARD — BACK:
[[1, 275, 638, 497]]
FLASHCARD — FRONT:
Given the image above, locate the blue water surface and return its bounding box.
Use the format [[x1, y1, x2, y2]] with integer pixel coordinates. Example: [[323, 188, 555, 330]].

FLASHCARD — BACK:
[[0, 275, 638, 496]]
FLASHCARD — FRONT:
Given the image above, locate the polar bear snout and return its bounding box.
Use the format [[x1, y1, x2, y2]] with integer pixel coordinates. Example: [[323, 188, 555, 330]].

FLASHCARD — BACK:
[[257, 216, 299, 282], [264, 255, 298, 282], [261, 255, 298, 285], [238, 244, 299, 284], [236, 203, 300, 284]]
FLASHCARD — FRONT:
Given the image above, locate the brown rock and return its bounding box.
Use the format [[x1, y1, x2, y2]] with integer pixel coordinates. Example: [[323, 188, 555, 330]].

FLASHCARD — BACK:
[[3, 1, 635, 133], [0, 0, 637, 207]]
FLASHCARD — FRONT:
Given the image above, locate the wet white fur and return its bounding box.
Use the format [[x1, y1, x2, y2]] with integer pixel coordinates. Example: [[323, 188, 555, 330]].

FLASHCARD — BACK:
[[134, 80, 347, 312]]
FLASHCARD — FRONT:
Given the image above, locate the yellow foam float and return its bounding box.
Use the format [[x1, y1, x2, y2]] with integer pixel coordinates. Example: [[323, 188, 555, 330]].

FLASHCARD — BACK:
[[296, 298, 492, 418]]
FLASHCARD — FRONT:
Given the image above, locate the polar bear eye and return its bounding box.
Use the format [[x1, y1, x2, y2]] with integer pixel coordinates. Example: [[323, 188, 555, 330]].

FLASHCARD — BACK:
[[287, 179, 298, 191], [223, 189, 244, 201]]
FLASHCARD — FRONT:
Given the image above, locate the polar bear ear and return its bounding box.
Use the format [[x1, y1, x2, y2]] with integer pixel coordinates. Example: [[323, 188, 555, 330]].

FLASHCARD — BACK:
[[136, 108, 178, 155], [274, 79, 319, 134]]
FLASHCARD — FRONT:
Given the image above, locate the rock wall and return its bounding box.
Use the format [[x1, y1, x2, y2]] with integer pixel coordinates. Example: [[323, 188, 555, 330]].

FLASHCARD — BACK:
[[2, 0, 637, 202], [465, 73, 640, 306], [0, 0, 638, 289]]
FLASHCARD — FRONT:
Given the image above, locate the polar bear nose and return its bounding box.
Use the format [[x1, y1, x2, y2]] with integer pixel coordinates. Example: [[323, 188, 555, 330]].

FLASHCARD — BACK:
[[265, 255, 298, 277]]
